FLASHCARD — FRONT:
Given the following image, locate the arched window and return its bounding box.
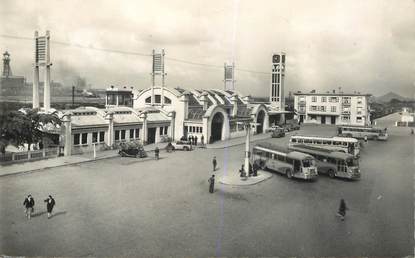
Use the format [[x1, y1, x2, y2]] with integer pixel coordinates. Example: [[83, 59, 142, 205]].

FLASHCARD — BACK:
[[164, 97, 172, 104], [145, 96, 151, 103]]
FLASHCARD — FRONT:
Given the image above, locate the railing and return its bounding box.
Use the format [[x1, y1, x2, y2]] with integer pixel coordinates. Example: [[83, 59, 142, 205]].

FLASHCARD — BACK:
[[0, 147, 59, 165]]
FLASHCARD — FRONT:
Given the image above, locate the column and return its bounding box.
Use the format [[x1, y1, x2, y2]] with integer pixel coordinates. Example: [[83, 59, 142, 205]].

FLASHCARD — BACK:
[[33, 65, 39, 109], [106, 112, 114, 148], [63, 113, 72, 156], [264, 112, 270, 132], [244, 124, 251, 175], [44, 30, 51, 111], [155, 127, 160, 143], [168, 111, 175, 141], [140, 113, 148, 144]]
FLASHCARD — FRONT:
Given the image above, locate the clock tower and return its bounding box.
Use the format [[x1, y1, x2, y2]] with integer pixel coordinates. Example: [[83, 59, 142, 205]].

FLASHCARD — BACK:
[[270, 52, 285, 111]]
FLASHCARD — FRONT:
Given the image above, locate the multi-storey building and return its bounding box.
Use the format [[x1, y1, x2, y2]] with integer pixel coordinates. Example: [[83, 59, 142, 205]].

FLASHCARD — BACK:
[[294, 91, 371, 126]]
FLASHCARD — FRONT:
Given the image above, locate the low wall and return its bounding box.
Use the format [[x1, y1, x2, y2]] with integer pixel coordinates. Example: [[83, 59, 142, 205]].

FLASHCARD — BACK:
[[0, 148, 60, 165]]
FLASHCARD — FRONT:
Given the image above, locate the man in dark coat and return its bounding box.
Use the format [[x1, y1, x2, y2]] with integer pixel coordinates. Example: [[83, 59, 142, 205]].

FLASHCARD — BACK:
[[212, 156, 217, 171], [44, 195, 55, 219], [154, 147, 160, 160], [23, 195, 35, 219], [208, 175, 215, 193], [337, 199, 348, 221], [201, 135, 204, 145], [194, 135, 198, 146]]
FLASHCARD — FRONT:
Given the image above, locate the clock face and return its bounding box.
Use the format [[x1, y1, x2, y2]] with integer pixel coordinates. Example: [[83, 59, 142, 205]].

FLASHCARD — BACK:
[[273, 54, 280, 63]]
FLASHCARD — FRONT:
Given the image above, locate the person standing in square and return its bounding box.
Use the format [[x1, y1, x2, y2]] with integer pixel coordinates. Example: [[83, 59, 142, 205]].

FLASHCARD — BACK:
[[23, 195, 35, 220], [208, 175, 215, 193], [212, 156, 217, 171], [44, 195, 55, 219]]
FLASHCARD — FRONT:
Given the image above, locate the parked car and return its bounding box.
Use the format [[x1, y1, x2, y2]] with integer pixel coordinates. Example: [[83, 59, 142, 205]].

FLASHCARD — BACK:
[[118, 141, 147, 158], [271, 128, 285, 138], [171, 141, 193, 151], [266, 125, 283, 133]]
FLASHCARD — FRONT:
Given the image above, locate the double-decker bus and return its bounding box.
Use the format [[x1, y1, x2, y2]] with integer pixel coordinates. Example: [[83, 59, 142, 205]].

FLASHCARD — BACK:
[[288, 144, 360, 179], [252, 142, 318, 180], [289, 135, 360, 157], [337, 126, 388, 141]]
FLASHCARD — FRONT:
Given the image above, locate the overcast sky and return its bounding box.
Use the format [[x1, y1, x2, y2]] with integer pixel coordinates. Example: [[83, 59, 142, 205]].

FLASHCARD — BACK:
[[1, 0, 414, 97]]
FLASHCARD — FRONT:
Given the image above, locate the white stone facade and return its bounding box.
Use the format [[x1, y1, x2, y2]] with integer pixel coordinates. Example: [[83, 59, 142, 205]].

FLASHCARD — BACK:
[[294, 92, 371, 126]]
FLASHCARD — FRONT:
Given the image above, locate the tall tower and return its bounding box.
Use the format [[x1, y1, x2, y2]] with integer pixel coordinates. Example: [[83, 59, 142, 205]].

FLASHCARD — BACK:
[[33, 30, 52, 111], [2, 51, 12, 77], [270, 52, 286, 111], [224, 62, 235, 91], [151, 49, 166, 106]]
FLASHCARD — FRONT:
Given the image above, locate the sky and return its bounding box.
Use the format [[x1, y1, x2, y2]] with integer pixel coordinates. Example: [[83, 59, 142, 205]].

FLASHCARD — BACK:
[[0, 0, 414, 97]]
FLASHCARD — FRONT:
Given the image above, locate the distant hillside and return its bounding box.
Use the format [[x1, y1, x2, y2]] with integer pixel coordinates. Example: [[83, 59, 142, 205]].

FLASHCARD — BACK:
[[374, 92, 413, 103]]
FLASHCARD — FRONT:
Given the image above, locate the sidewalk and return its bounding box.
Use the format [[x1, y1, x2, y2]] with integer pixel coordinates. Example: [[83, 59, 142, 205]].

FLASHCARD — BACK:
[[206, 132, 271, 149], [0, 142, 170, 178]]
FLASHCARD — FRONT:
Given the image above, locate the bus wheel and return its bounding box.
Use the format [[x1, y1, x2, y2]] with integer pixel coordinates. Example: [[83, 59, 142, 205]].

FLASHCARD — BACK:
[[328, 169, 335, 178], [286, 169, 293, 179]]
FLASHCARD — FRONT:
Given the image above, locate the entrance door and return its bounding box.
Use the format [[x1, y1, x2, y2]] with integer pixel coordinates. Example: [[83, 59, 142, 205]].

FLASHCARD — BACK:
[[321, 116, 326, 124], [299, 115, 304, 124], [211, 113, 224, 143], [256, 110, 265, 134], [147, 128, 156, 144], [331, 116, 336, 125]]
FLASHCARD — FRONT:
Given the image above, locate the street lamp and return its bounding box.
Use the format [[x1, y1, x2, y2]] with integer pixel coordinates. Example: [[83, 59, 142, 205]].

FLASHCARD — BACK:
[[237, 121, 260, 178]]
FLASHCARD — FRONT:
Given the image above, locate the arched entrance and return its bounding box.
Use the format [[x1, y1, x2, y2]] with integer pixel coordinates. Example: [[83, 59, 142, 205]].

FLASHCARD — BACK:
[[211, 112, 224, 143], [256, 110, 265, 134]]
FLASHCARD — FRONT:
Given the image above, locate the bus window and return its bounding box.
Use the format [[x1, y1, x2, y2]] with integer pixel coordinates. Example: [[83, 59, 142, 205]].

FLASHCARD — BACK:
[[286, 157, 293, 164], [346, 158, 358, 167], [315, 140, 322, 144], [266, 152, 271, 158], [277, 155, 285, 161], [304, 139, 312, 144], [298, 139, 303, 143], [302, 159, 314, 168], [322, 140, 329, 145], [294, 160, 301, 172], [291, 138, 297, 143], [327, 157, 336, 164], [343, 142, 348, 146]]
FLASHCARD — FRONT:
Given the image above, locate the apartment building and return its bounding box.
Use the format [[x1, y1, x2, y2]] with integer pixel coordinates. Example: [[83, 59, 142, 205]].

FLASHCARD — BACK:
[[294, 91, 371, 126]]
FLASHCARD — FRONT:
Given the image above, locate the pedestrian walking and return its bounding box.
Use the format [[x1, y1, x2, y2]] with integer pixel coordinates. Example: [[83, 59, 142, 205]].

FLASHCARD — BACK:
[[44, 195, 55, 219], [337, 199, 348, 221], [23, 195, 35, 219], [212, 156, 217, 171], [154, 147, 160, 160], [189, 135, 194, 145], [194, 135, 198, 146], [411, 128, 414, 135], [201, 135, 204, 145], [208, 175, 215, 193]]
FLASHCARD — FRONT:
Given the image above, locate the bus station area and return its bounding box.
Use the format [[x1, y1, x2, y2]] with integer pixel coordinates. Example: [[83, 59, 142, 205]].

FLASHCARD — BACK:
[[0, 113, 413, 257]]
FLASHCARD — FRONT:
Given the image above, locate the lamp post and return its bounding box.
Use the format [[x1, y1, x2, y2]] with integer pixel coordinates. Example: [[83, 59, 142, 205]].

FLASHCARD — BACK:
[[238, 121, 260, 178]]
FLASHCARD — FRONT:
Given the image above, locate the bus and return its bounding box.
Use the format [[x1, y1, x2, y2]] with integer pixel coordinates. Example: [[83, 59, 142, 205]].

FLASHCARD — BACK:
[[252, 142, 318, 180], [289, 135, 360, 157], [337, 126, 388, 141], [288, 144, 360, 180]]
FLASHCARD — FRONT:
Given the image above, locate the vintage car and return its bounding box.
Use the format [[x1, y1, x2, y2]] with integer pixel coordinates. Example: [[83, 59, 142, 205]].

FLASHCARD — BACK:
[[170, 141, 193, 151], [118, 142, 147, 158], [271, 128, 286, 138]]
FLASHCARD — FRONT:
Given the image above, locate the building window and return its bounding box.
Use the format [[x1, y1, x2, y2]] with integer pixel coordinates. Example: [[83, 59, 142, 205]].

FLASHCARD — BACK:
[[200, 127, 203, 133], [331, 106, 336, 112], [145, 96, 151, 103], [130, 129, 134, 139], [135, 128, 140, 139], [121, 130, 126, 140], [92, 132, 98, 143], [164, 97, 172, 104], [155, 95, 161, 103], [115, 130, 120, 141], [74, 134, 80, 145], [311, 106, 317, 111], [321, 97, 327, 102], [99, 131, 105, 143], [160, 126, 164, 135], [329, 97, 338, 103], [320, 106, 326, 112], [311, 96, 317, 102], [342, 115, 350, 121], [356, 117, 363, 123], [81, 133, 88, 145]]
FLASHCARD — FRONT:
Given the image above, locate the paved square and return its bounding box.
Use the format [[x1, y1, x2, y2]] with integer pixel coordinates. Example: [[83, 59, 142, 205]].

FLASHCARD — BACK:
[[0, 115, 413, 257]]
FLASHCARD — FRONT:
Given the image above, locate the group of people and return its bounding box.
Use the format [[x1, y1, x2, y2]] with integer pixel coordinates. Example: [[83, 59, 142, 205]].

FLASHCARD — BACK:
[[23, 194, 55, 220], [181, 135, 204, 146]]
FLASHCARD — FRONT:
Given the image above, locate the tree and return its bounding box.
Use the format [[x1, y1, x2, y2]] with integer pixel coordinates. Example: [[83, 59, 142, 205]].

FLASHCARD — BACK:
[[0, 109, 62, 153]]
